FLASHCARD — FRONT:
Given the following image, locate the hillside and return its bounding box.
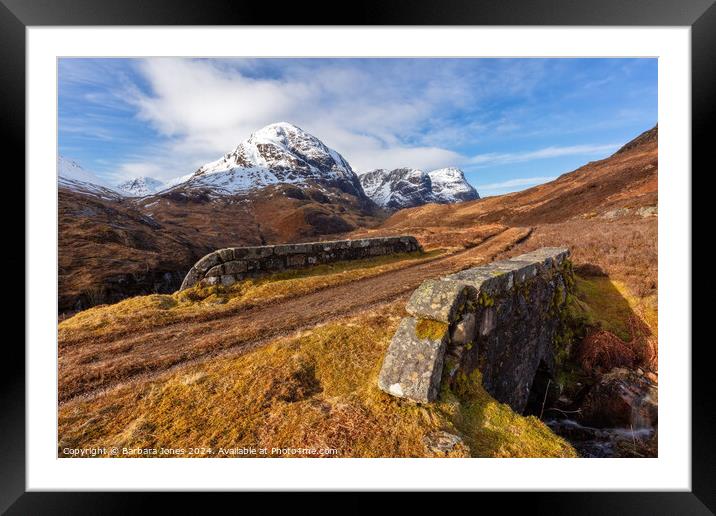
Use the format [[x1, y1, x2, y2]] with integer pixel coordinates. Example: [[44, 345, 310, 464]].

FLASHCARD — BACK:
[[379, 125, 657, 229]]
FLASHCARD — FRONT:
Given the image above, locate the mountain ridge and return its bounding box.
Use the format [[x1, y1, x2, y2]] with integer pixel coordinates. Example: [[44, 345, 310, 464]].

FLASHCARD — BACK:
[[358, 166, 479, 210]]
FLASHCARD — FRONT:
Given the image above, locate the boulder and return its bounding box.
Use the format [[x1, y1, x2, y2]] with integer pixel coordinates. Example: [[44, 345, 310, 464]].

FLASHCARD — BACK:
[[450, 312, 476, 345], [579, 367, 658, 428], [423, 430, 466, 456]]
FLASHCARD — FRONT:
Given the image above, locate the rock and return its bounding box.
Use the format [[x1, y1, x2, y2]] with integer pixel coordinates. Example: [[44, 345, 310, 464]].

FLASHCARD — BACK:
[[579, 367, 658, 428], [205, 264, 224, 277], [286, 254, 306, 267], [224, 260, 248, 275], [636, 206, 657, 218], [194, 252, 221, 274], [478, 307, 495, 336], [220, 275, 236, 287], [451, 312, 476, 345], [377, 317, 448, 403], [423, 430, 466, 455], [406, 279, 471, 323], [217, 248, 235, 262]]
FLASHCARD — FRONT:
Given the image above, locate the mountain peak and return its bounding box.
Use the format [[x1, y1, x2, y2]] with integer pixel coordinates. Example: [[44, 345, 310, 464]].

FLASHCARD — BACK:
[[428, 167, 479, 203], [253, 121, 304, 134], [57, 156, 122, 199], [183, 123, 365, 199], [116, 176, 166, 197]]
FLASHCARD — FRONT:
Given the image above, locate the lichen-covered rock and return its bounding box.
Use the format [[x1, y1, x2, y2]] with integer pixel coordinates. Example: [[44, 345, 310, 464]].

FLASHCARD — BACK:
[[194, 252, 221, 274], [224, 260, 248, 275], [406, 279, 471, 323], [378, 317, 448, 403], [423, 430, 466, 455], [217, 248, 235, 262]]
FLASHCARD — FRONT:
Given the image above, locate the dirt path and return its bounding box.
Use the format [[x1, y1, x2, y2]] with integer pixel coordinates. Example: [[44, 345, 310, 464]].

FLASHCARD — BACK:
[[59, 226, 532, 404]]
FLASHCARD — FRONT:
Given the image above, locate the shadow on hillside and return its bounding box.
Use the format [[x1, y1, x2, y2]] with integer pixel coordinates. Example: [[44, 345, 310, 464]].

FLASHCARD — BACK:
[[571, 263, 656, 374]]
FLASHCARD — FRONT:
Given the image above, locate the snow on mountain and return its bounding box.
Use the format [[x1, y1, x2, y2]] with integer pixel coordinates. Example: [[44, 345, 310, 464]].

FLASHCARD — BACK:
[[116, 176, 166, 197], [359, 168, 435, 210], [427, 167, 480, 203], [358, 166, 479, 210], [181, 122, 366, 199], [57, 156, 122, 199]]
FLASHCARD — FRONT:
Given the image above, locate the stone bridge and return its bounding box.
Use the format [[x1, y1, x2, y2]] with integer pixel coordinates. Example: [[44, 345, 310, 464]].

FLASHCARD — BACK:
[[378, 247, 572, 414], [180, 236, 421, 290]]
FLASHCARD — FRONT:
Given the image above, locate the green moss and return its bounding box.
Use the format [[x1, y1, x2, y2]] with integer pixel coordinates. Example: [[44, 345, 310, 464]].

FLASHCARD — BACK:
[[477, 290, 494, 307], [415, 319, 449, 340], [561, 259, 575, 289], [437, 369, 577, 457], [573, 275, 632, 341]]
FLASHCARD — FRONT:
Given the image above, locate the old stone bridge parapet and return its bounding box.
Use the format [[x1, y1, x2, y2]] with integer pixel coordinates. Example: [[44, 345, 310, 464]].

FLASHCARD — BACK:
[[180, 236, 422, 291], [377, 247, 572, 413]]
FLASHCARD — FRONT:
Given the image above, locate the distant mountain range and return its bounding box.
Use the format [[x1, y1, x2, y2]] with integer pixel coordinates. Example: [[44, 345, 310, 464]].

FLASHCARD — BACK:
[[358, 167, 478, 210], [58, 122, 478, 209]]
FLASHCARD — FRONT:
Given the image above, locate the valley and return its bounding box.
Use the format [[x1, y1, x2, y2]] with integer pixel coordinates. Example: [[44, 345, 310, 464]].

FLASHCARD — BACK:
[[57, 123, 658, 458]]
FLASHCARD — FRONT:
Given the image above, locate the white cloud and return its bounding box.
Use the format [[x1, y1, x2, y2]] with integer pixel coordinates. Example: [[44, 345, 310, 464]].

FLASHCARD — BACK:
[[80, 58, 624, 185], [478, 176, 557, 190], [110, 58, 484, 180], [468, 143, 619, 167]]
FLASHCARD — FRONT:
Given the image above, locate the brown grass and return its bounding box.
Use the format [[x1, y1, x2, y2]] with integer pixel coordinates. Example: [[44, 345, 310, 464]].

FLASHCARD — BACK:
[[576, 329, 638, 375], [58, 303, 575, 458], [59, 249, 444, 344], [57, 227, 531, 403], [500, 217, 657, 299]]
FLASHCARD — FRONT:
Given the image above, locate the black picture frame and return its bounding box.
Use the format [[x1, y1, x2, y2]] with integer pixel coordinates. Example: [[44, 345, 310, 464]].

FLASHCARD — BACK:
[[2, 0, 709, 512]]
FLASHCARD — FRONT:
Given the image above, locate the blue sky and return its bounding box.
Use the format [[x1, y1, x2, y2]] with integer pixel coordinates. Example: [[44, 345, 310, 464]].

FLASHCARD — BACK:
[[59, 58, 657, 196]]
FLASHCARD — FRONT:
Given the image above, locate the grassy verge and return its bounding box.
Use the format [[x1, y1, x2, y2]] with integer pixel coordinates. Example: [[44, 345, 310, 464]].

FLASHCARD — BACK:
[[574, 275, 657, 341], [58, 303, 575, 458], [59, 249, 445, 343]]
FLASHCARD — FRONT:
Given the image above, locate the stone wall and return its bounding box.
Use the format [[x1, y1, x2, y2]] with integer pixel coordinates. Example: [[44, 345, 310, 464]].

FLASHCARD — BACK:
[[180, 236, 422, 290], [378, 247, 573, 413]]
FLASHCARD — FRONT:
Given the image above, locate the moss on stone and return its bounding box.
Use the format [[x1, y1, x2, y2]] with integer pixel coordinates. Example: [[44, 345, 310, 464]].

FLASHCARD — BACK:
[[438, 369, 577, 457], [477, 290, 494, 307], [415, 319, 449, 340]]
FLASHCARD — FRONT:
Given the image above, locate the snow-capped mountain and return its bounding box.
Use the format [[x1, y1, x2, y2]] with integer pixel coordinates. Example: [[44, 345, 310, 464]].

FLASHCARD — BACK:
[[57, 156, 122, 199], [359, 168, 435, 210], [427, 167, 480, 203], [180, 122, 366, 199], [358, 167, 479, 210], [116, 176, 166, 197]]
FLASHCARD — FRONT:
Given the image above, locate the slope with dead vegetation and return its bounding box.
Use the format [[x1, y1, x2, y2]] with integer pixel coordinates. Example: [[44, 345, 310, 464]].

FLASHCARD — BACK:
[[58, 303, 576, 458], [58, 226, 530, 404]]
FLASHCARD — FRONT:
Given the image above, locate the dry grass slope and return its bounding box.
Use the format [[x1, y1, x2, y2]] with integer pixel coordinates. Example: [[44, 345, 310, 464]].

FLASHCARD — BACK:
[[59, 304, 576, 458], [59, 249, 443, 344]]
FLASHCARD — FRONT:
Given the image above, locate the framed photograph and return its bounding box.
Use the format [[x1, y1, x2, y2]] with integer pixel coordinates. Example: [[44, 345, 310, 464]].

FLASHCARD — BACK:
[[4, 0, 709, 511]]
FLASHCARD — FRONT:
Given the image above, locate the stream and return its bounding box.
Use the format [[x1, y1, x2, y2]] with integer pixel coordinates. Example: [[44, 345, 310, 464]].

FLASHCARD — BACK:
[[546, 417, 656, 458]]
